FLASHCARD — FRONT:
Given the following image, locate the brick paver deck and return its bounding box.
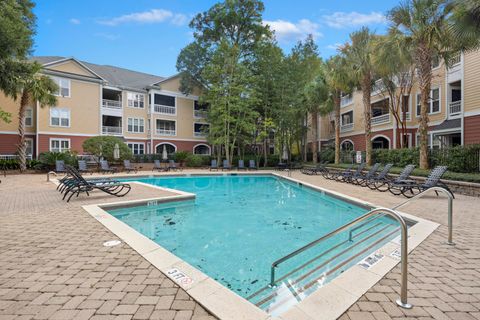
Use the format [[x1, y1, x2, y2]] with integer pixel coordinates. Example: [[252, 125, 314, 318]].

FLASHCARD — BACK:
[[1, 171, 479, 320]]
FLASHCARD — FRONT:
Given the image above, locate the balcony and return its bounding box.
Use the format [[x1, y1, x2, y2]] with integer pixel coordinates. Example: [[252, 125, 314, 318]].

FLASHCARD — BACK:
[[449, 100, 462, 117], [194, 131, 207, 137], [447, 54, 462, 83], [371, 113, 390, 125], [156, 129, 176, 136], [194, 110, 208, 118], [340, 95, 353, 107], [341, 123, 353, 133], [102, 126, 122, 135], [102, 99, 122, 109], [153, 104, 176, 115]]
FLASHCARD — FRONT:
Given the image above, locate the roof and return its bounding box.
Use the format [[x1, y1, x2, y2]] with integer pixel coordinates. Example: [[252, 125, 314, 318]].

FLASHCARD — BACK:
[[431, 118, 461, 131], [31, 56, 165, 91]]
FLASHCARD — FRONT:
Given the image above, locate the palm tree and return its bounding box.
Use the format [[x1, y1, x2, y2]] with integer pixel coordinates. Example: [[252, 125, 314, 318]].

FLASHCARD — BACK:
[[449, 0, 480, 49], [15, 62, 57, 171], [341, 27, 377, 165], [389, 0, 457, 169]]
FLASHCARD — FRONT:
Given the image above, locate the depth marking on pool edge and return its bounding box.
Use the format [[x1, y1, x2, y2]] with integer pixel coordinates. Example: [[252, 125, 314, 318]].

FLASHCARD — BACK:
[[358, 252, 384, 269], [167, 268, 194, 286]]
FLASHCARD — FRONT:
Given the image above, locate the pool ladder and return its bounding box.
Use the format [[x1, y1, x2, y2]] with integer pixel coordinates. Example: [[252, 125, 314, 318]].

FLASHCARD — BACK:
[[267, 186, 454, 310]]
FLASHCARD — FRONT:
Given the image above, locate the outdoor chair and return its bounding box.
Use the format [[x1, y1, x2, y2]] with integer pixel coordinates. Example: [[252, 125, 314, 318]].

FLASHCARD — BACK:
[[336, 162, 366, 183], [392, 166, 453, 198], [168, 160, 180, 171], [210, 159, 218, 171], [55, 160, 67, 174], [365, 163, 394, 190], [352, 163, 381, 186], [238, 160, 246, 170], [383, 164, 417, 194], [222, 160, 232, 171], [322, 163, 354, 180], [248, 159, 258, 170], [123, 160, 138, 173], [78, 160, 92, 174], [153, 160, 168, 172], [100, 160, 118, 174], [61, 166, 131, 202], [301, 161, 328, 175]]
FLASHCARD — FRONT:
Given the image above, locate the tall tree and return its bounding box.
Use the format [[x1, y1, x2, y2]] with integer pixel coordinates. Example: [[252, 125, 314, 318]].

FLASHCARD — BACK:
[[0, 0, 36, 123], [449, 0, 480, 50], [341, 27, 378, 165], [389, 0, 458, 169], [15, 63, 57, 171]]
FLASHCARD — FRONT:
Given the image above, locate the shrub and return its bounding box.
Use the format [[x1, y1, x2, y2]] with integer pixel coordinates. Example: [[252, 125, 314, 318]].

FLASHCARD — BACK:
[[174, 151, 189, 163], [37, 151, 78, 171], [82, 136, 132, 162], [319, 147, 335, 163], [185, 154, 209, 167]]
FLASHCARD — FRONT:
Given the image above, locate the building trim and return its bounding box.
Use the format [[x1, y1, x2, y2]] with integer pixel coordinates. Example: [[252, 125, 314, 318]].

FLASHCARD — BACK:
[[41, 69, 104, 84], [154, 142, 177, 153], [42, 57, 105, 81], [371, 134, 392, 149], [149, 88, 199, 101], [193, 143, 211, 155], [340, 139, 355, 149], [37, 131, 98, 137]]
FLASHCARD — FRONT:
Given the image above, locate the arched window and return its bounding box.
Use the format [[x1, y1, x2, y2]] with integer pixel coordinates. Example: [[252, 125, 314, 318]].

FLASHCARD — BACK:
[[193, 144, 211, 155], [372, 136, 390, 149], [155, 143, 176, 154], [340, 140, 354, 151]]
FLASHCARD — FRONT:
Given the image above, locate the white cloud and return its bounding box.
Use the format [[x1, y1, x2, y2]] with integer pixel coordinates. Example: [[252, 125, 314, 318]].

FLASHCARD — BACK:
[[264, 19, 322, 42], [69, 18, 80, 25], [98, 9, 188, 26], [322, 11, 386, 29]]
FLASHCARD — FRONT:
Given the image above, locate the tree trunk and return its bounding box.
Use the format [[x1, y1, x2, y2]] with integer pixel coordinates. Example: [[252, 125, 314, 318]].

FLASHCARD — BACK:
[[362, 77, 372, 165], [417, 44, 432, 169], [311, 111, 318, 163], [333, 92, 341, 164], [17, 90, 29, 172]]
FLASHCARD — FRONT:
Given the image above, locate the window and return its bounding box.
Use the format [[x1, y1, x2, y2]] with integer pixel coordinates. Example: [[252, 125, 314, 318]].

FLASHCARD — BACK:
[[51, 77, 70, 97], [193, 144, 211, 155], [194, 101, 209, 118], [194, 123, 209, 137], [371, 98, 389, 117], [50, 139, 70, 152], [431, 55, 440, 69], [127, 143, 144, 155], [25, 139, 33, 155], [127, 118, 145, 133], [25, 108, 33, 127], [341, 111, 353, 125], [416, 88, 440, 116], [156, 119, 176, 135], [50, 108, 70, 127], [153, 94, 176, 114], [401, 95, 410, 114], [127, 93, 144, 108]]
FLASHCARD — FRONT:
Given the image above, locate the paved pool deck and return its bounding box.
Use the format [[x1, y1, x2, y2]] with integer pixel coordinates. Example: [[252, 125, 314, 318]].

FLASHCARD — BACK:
[[0, 170, 479, 320]]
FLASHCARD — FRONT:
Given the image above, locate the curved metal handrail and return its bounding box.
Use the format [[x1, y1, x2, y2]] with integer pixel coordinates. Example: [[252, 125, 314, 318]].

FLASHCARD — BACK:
[[46, 171, 57, 182], [270, 207, 412, 309]]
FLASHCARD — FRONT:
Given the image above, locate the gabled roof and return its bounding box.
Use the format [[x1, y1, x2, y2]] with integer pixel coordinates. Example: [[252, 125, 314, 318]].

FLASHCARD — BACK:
[[32, 56, 165, 91]]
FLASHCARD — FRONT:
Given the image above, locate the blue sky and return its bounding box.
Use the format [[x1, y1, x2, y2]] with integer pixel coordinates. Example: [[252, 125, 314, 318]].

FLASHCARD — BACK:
[[33, 0, 399, 77]]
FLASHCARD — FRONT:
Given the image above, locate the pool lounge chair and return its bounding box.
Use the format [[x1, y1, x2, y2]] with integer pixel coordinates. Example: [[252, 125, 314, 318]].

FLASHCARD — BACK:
[[100, 160, 118, 174], [248, 159, 258, 170], [351, 163, 381, 186], [210, 159, 218, 171], [392, 166, 454, 198], [322, 163, 354, 180], [123, 160, 138, 173], [383, 164, 416, 194], [168, 160, 180, 171], [238, 160, 246, 170], [336, 162, 366, 183], [55, 160, 67, 174], [222, 160, 232, 171], [301, 161, 328, 175], [62, 166, 131, 202], [365, 163, 393, 190], [78, 160, 92, 174], [153, 160, 168, 172]]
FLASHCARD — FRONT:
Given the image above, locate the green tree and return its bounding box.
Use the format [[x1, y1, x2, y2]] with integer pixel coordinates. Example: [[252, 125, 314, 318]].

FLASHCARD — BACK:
[[388, 0, 461, 169], [82, 136, 132, 162], [14, 63, 57, 171], [341, 27, 378, 165], [449, 0, 480, 50], [0, 0, 36, 123]]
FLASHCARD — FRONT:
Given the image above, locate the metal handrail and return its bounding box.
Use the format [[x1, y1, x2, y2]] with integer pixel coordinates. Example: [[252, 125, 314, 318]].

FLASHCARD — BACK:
[[348, 186, 454, 245], [270, 207, 412, 309]]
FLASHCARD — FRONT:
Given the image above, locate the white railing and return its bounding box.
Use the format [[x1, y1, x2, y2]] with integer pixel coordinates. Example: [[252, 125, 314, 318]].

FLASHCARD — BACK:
[[194, 110, 207, 118], [102, 99, 122, 109], [194, 132, 207, 137], [102, 126, 122, 135], [340, 123, 354, 132], [0, 154, 32, 160], [371, 113, 390, 125], [402, 112, 411, 121], [340, 95, 353, 107], [153, 104, 176, 115], [371, 79, 385, 95], [449, 100, 461, 116], [451, 54, 461, 67], [156, 129, 176, 136]]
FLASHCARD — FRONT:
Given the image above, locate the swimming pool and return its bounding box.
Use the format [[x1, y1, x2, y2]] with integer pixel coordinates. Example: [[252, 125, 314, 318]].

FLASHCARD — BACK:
[[107, 175, 401, 314]]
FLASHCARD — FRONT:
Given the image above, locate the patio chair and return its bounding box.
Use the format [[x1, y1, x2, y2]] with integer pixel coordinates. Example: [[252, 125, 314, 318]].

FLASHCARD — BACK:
[[78, 160, 92, 174], [365, 163, 394, 190], [55, 160, 67, 174], [222, 160, 232, 171], [153, 160, 168, 172], [384, 164, 416, 194], [322, 163, 354, 180], [123, 160, 138, 174], [351, 163, 381, 186], [210, 159, 218, 171], [394, 166, 454, 198], [100, 160, 117, 174], [237, 160, 246, 170], [301, 161, 328, 175], [168, 160, 180, 171], [62, 166, 131, 202], [248, 159, 258, 170], [336, 162, 366, 183]]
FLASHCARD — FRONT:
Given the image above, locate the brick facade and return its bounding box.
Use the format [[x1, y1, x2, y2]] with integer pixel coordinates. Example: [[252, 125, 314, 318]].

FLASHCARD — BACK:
[[0, 133, 36, 156], [464, 115, 480, 145]]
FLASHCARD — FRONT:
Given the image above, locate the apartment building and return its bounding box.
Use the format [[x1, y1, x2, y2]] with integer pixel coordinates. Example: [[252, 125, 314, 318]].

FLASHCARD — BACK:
[[0, 56, 211, 158], [310, 50, 480, 152]]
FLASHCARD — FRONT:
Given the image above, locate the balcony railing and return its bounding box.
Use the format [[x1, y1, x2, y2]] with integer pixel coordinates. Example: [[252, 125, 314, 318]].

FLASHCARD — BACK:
[[401, 112, 411, 121], [449, 100, 461, 116], [194, 110, 208, 118], [102, 99, 122, 109], [340, 95, 353, 107], [156, 129, 176, 136], [371, 113, 390, 125], [340, 123, 354, 132], [451, 54, 461, 67], [102, 126, 122, 135], [0, 154, 32, 160], [194, 132, 207, 137], [153, 104, 176, 115]]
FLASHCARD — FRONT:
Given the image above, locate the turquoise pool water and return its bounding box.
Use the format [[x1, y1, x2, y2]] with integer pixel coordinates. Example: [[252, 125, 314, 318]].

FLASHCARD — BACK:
[[108, 175, 399, 314]]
